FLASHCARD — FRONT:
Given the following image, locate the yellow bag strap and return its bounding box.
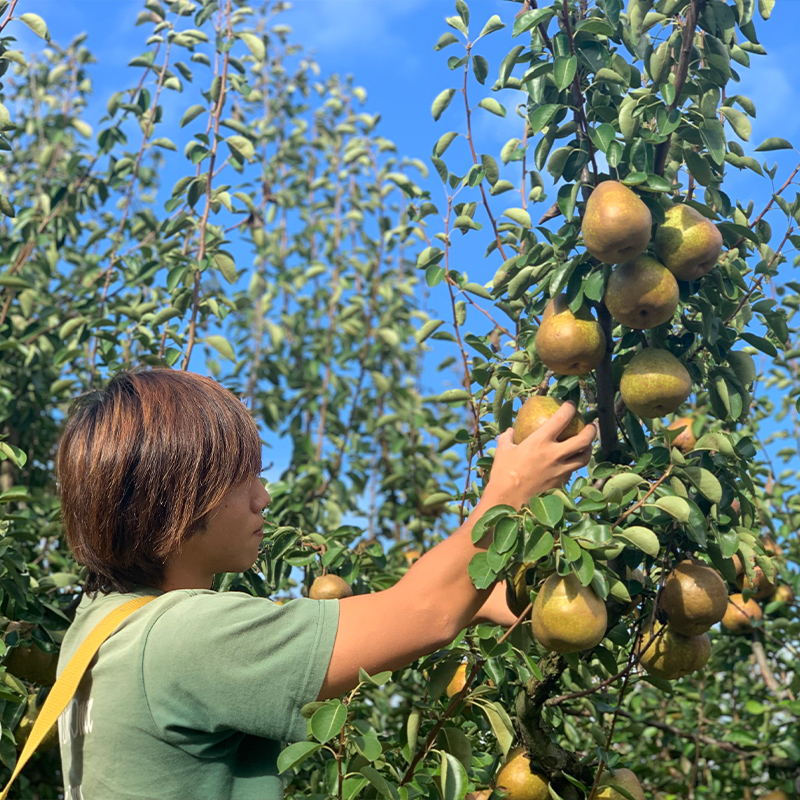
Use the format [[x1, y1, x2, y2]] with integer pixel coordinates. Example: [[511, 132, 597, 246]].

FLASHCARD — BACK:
[[0, 594, 158, 800]]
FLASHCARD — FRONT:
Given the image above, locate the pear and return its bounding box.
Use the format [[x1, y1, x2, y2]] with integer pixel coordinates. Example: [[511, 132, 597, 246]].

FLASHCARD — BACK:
[[619, 349, 692, 418], [309, 574, 353, 600], [760, 793, 791, 800], [531, 572, 607, 653], [733, 554, 775, 600], [667, 416, 697, 453], [593, 768, 645, 800], [659, 560, 728, 636], [654, 203, 723, 282], [721, 593, 763, 634], [513, 396, 585, 444], [495, 747, 549, 800], [535, 295, 606, 375], [604, 255, 679, 329], [772, 584, 794, 605], [638, 621, 710, 680], [506, 562, 536, 618], [14, 693, 59, 752], [582, 181, 652, 264]]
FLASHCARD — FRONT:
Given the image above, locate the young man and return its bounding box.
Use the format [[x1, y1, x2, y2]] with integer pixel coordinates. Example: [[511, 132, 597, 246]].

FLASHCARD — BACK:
[[56, 369, 595, 800]]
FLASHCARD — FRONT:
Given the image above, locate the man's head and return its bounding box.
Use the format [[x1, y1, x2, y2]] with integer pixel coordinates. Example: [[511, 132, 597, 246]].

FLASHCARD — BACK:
[[57, 369, 262, 594]]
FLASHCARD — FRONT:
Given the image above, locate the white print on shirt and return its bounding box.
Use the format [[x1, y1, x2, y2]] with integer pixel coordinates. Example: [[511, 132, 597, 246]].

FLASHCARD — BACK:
[[58, 697, 94, 745]]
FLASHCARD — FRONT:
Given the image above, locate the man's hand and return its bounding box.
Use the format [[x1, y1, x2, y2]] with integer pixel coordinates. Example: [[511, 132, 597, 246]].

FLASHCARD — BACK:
[[486, 402, 596, 508]]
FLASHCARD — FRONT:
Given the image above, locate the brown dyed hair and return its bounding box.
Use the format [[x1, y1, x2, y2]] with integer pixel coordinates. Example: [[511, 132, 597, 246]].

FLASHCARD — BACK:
[[57, 369, 262, 595]]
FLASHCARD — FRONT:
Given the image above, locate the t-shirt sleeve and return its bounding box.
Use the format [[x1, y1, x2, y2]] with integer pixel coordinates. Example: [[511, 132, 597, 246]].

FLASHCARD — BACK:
[[141, 592, 339, 744]]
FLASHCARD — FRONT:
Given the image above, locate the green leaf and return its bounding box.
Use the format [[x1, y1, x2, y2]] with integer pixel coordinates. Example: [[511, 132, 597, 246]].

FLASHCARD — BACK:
[[525, 529, 554, 562], [554, 55, 577, 90], [468, 552, 496, 590], [213, 251, 237, 283], [434, 131, 459, 157], [277, 741, 321, 773], [439, 750, 468, 800], [654, 495, 691, 523], [204, 335, 236, 362], [474, 700, 514, 757], [310, 700, 347, 743], [721, 107, 751, 141], [478, 98, 506, 117], [602, 473, 646, 503], [360, 766, 398, 800], [530, 494, 563, 528], [227, 135, 255, 160], [0, 195, 15, 218], [59, 317, 89, 339], [512, 7, 555, 37], [406, 708, 422, 762], [528, 104, 560, 135], [472, 54, 489, 84], [758, 0, 774, 18], [434, 32, 460, 50], [432, 89, 457, 121], [437, 727, 472, 772], [494, 516, 519, 553], [471, 504, 516, 543], [693, 432, 736, 457], [19, 12, 50, 41], [754, 137, 793, 152], [416, 319, 444, 343], [614, 526, 660, 557], [503, 208, 532, 228], [181, 104, 206, 127], [238, 31, 265, 60], [0, 488, 32, 503], [481, 154, 499, 185], [680, 467, 722, 504], [478, 15, 505, 38]]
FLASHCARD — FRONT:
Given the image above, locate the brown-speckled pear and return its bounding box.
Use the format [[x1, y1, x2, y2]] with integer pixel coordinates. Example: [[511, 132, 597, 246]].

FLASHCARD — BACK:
[[638, 621, 710, 680], [654, 204, 723, 282], [659, 560, 728, 636], [494, 747, 549, 800], [531, 573, 607, 653], [514, 396, 585, 444], [721, 593, 763, 634], [604, 255, 679, 329], [582, 181, 652, 264], [535, 295, 606, 375], [309, 575, 353, 600], [620, 349, 692, 418], [594, 768, 646, 800]]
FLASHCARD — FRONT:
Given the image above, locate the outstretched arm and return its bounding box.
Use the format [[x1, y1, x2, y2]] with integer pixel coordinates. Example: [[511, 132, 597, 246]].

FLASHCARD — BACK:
[[318, 404, 595, 700]]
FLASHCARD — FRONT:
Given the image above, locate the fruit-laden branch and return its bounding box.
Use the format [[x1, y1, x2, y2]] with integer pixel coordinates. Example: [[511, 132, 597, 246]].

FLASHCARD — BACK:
[[594, 302, 621, 461], [654, 0, 703, 176], [515, 655, 594, 800]]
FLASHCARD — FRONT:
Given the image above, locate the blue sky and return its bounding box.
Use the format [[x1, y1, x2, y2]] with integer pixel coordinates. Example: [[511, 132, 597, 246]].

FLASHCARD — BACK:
[[12, 1, 800, 494]]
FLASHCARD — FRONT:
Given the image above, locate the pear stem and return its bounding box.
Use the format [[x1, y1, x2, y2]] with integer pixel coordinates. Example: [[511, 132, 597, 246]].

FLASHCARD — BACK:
[[594, 302, 620, 461]]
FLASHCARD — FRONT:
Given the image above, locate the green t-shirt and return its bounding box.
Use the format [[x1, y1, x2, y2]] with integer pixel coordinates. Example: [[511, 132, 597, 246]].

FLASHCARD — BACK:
[[56, 587, 339, 800]]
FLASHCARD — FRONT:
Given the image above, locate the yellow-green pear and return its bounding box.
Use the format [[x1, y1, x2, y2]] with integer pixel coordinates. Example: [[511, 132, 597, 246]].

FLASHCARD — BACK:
[[619, 349, 692, 418], [654, 204, 723, 282], [638, 622, 710, 680], [309, 575, 353, 600], [513, 396, 585, 444], [721, 593, 762, 634], [604, 255, 679, 329], [535, 295, 606, 375], [494, 747, 549, 800], [531, 572, 607, 653], [593, 768, 645, 800], [582, 181, 652, 264], [659, 560, 728, 636]]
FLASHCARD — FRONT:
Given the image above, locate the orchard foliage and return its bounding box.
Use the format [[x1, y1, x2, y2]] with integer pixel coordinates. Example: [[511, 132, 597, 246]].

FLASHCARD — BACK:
[[0, 0, 797, 799]]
